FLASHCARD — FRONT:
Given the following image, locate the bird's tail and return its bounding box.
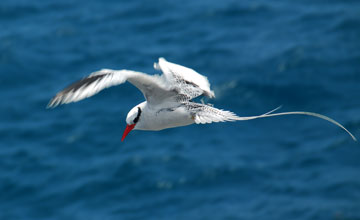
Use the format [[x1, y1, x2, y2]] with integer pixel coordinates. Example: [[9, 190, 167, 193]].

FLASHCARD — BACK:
[[235, 106, 357, 141]]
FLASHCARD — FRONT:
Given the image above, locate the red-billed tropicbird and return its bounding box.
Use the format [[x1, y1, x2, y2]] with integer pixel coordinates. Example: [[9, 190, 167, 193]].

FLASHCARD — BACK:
[[48, 58, 356, 141]]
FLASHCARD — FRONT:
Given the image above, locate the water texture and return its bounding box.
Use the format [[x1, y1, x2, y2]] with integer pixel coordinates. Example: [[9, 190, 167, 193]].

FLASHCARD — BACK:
[[1, 0, 360, 219]]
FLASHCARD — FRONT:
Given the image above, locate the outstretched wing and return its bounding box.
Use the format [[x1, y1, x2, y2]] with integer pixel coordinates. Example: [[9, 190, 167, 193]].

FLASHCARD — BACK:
[[155, 58, 215, 101], [47, 69, 175, 108], [187, 103, 356, 141]]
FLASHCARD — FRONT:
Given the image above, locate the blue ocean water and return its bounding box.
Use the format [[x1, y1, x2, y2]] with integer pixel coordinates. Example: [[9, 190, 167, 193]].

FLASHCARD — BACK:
[[1, 0, 360, 219]]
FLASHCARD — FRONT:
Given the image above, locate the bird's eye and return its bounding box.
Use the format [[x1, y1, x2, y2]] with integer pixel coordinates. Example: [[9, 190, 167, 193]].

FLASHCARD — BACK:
[[133, 107, 142, 123]]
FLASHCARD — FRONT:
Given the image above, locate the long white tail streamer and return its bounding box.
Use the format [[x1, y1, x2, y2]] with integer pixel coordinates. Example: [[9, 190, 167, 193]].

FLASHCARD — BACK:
[[237, 107, 357, 141]]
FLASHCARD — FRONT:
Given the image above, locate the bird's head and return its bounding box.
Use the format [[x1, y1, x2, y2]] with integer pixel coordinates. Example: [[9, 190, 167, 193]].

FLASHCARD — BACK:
[[122, 105, 142, 141]]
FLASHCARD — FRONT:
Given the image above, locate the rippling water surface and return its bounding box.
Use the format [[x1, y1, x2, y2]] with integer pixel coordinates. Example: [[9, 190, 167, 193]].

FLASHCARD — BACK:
[[1, 0, 360, 219]]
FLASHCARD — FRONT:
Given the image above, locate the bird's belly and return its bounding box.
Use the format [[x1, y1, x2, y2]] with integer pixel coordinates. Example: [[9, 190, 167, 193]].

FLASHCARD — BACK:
[[139, 107, 194, 131]]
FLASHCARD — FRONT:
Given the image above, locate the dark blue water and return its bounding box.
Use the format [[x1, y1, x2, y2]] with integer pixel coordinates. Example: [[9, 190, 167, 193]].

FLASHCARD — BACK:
[[1, 0, 360, 219]]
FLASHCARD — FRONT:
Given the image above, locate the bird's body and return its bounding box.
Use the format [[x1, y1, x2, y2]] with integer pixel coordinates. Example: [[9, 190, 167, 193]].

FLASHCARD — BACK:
[[48, 58, 356, 141], [128, 101, 194, 131]]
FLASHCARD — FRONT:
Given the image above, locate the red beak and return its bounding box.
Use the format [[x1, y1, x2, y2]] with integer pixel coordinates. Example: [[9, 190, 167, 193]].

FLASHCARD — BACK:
[[122, 124, 135, 141]]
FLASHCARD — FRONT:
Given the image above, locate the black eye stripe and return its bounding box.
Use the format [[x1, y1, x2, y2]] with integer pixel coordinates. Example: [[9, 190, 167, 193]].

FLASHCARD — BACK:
[[133, 107, 142, 123]]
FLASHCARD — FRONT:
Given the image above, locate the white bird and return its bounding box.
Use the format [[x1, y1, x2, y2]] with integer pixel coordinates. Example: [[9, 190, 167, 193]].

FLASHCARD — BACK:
[[48, 58, 356, 142]]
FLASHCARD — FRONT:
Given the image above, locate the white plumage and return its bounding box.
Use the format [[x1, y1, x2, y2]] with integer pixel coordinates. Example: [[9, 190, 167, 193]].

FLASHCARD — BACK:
[[48, 58, 356, 141]]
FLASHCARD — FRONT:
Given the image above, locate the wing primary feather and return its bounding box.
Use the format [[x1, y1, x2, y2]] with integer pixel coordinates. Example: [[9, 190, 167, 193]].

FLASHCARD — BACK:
[[47, 73, 112, 108]]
